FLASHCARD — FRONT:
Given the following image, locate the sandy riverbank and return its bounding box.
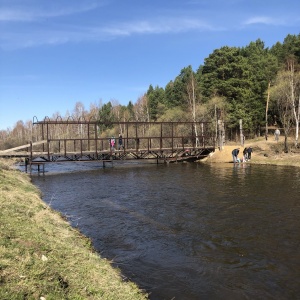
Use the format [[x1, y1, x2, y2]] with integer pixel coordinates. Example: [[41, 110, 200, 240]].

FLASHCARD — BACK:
[[201, 137, 300, 168]]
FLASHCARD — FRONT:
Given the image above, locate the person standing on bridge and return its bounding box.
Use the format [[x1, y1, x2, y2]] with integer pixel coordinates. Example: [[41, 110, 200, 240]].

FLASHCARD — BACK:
[[110, 137, 115, 151], [118, 133, 124, 150]]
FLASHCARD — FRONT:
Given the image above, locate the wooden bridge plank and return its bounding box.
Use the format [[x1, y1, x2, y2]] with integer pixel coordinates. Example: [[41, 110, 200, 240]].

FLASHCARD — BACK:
[[0, 140, 47, 153]]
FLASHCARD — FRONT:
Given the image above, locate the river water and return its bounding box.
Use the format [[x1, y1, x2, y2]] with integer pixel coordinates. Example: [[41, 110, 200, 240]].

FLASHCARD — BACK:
[[30, 161, 300, 300]]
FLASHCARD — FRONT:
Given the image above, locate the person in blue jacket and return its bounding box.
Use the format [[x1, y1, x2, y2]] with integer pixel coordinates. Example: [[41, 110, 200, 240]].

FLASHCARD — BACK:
[[232, 148, 240, 163]]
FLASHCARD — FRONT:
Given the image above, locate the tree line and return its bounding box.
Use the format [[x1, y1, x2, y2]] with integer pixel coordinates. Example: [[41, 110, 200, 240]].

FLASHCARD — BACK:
[[1, 33, 299, 151]]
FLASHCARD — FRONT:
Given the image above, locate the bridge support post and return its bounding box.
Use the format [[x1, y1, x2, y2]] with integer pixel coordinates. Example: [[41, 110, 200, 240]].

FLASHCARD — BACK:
[[25, 158, 29, 173]]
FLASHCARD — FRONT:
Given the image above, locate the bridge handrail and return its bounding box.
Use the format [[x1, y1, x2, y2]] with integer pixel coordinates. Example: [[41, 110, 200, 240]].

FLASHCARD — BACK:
[[33, 120, 212, 125]]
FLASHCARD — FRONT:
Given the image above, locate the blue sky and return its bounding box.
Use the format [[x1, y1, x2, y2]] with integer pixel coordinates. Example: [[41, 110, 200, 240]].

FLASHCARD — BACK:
[[0, 0, 299, 130]]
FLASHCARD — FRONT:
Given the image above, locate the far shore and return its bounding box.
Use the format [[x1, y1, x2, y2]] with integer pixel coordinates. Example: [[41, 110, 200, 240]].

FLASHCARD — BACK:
[[201, 137, 300, 168]]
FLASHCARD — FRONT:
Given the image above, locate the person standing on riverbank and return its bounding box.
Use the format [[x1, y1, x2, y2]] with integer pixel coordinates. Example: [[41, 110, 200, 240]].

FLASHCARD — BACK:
[[232, 148, 240, 163], [274, 128, 280, 142], [243, 147, 248, 161], [247, 147, 253, 160]]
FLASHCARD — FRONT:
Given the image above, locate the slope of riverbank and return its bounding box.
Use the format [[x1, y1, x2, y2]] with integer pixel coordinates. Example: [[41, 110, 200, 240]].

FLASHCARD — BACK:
[[0, 159, 148, 300], [201, 137, 300, 168]]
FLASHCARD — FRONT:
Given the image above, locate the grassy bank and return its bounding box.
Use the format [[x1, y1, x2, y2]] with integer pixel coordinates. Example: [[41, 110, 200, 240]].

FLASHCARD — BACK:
[[0, 159, 148, 300]]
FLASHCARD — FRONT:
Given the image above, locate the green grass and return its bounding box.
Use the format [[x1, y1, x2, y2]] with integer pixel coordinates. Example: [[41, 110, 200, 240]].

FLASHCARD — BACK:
[[0, 159, 148, 300]]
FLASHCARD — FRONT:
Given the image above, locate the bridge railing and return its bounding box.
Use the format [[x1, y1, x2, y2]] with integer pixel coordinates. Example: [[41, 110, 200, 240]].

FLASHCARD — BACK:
[[28, 119, 216, 158], [41, 134, 213, 155]]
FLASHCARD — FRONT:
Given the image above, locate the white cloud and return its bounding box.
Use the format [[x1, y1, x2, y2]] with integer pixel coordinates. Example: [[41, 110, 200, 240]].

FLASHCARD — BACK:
[[0, 1, 101, 22], [0, 17, 223, 49], [102, 18, 218, 36], [243, 16, 285, 26]]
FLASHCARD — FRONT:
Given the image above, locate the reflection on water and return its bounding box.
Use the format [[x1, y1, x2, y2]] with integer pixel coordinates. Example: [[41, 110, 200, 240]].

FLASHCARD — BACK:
[[31, 162, 300, 300]]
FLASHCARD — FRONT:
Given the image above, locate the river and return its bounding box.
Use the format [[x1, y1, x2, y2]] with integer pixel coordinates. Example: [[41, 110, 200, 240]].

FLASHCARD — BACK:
[[30, 161, 300, 299]]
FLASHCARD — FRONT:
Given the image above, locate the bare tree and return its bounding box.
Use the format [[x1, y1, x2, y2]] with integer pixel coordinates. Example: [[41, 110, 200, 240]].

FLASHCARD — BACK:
[[134, 95, 149, 122], [73, 102, 86, 137], [265, 81, 271, 139], [12, 121, 26, 146], [272, 71, 294, 152], [186, 71, 199, 146], [286, 58, 300, 147], [88, 102, 100, 120], [25, 120, 33, 143]]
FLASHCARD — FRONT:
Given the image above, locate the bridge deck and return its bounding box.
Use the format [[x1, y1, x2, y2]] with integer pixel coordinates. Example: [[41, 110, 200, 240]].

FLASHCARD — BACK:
[[0, 140, 47, 153], [1, 146, 213, 159]]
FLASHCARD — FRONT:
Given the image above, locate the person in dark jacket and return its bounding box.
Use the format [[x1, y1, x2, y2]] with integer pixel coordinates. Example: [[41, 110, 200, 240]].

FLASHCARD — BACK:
[[232, 148, 240, 163], [118, 133, 124, 150], [243, 147, 248, 161], [247, 147, 253, 160]]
